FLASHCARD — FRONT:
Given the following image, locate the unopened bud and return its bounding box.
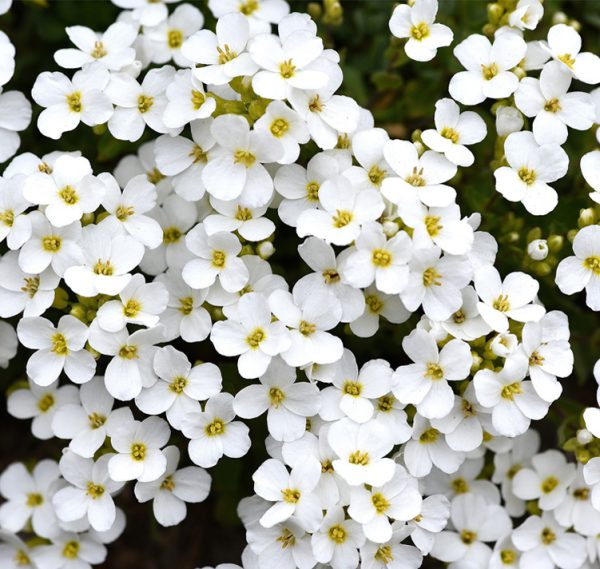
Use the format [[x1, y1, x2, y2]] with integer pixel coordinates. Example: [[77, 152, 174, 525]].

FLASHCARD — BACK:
[[577, 428, 594, 445], [547, 234, 564, 253], [527, 239, 548, 261], [257, 241, 275, 260], [382, 220, 400, 238], [578, 208, 596, 228], [553, 11, 568, 24]]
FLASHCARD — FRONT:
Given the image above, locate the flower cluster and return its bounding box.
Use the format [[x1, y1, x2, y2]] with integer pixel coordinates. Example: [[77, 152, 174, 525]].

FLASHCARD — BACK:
[[0, 0, 599, 568]]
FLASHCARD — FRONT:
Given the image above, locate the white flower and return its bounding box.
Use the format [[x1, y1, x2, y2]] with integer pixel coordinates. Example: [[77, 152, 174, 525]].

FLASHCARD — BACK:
[[99, 173, 163, 249], [328, 417, 395, 486], [407, 494, 451, 555], [473, 353, 549, 437], [253, 457, 322, 531], [0, 320, 16, 368], [556, 224, 600, 310], [349, 285, 410, 338], [181, 12, 258, 86], [145, 4, 204, 67], [51, 377, 128, 458], [64, 221, 145, 297], [106, 66, 176, 142], [400, 247, 472, 321], [382, 140, 457, 208], [0, 460, 60, 538], [496, 105, 524, 137], [23, 155, 104, 227], [162, 69, 216, 129], [339, 222, 412, 294], [544, 23, 600, 84], [389, 0, 453, 62], [0, 89, 32, 163], [211, 292, 290, 379], [207, 0, 290, 37], [249, 27, 327, 100], [348, 466, 422, 543], [528, 239, 549, 261], [581, 150, 600, 204], [54, 22, 137, 71], [360, 526, 423, 569], [269, 289, 343, 367], [0, 176, 31, 250], [8, 379, 78, 440], [311, 506, 365, 569], [520, 311, 573, 403], [449, 33, 527, 105], [296, 172, 385, 246], [0, 31, 15, 86], [234, 356, 320, 441], [403, 415, 465, 477], [112, 0, 178, 27], [88, 322, 163, 401], [108, 416, 171, 482], [0, 251, 59, 318], [437, 286, 492, 341], [31, 64, 113, 140], [134, 446, 211, 527], [201, 115, 281, 206], [554, 466, 600, 537], [430, 493, 512, 566], [512, 513, 586, 569], [515, 61, 595, 145], [393, 328, 472, 419], [204, 196, 275, 242], [253, 100, 310, 164], [421, 98, 487, 167], [474, 265, 545, 332], [17, 315, 95, 386], [508, 0, 544, 31], [181, 392, 251, 468], [53, 452, 123, 532], [135, 345, 222, 430]]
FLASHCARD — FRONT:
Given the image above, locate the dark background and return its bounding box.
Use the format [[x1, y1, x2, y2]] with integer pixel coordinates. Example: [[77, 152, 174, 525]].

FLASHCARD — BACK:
[[1, 0, 600, 567]]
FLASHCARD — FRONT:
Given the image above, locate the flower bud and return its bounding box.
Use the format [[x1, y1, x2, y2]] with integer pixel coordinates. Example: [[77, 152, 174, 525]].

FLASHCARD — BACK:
[[527, 239, 548, 261], [257, 240, 275, 260], [577, 428, 594, 445], [495, 106, 523, 137], [547, 234, 564, 253], [487, 3, 504, 24], [553, 11, 568, 24], [382, 220, 400, 237], [578, 208, 596, 228], [490, 333, 518, 358]]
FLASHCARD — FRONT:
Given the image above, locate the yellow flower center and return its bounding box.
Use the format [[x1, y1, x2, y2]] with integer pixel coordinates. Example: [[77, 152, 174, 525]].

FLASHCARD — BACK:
[[66, 92, 82, 113], [377, 395, 395, 412], [281, 488, 301, 503], [217, 44, 237, 64], [163, 226, 182, 244], [269, 387, 285, 407], [419, 427, 439, 444], [91, 40, 107, 59], [20, 276, 39, 299], [89, 412, 106, 429], [191, 89, 205, 110], [235, 206, 253, 221], [544, 98, 561, 113], [529, 351, 544, 367], [147, 167, 165, 185], [42, 235, 62, 252], [279, 59, 296, 79], [372, 248, 392, 268], [167, 29, 183, 49], [541, 475, 559, 494], [410, 22, 430, 40], [452, 477, 469, 494], [366, 294, 383, 313], [541, 527, 556, 545], [0, 208, 14, 226], [239, 0, 259, 15], [558, 53, 575, 68], [405, 167, 426, 187], [190, 144, 208, 163], [276, 528, 296, 549], [518, 167, 537, 186], [422, 267, 442, 287], [93, 259, 114, 276], [131, 442, 146, 461], [86, 482, 105, 499], [500, 549, 517, 564], [584, 256, 600, 275], [306, 181, 320, 201], [179, 296, 194, 315], [425, 215, 442, 237], [169, 375, 188, 394], [425, 362, 444, 381], [211, 249, 227, 268], [323, 268, 340, 284], [368, 165, 387, 186], [118, 344, 138, 359], [328, 524, 347, 544], [501, 382, 522, 400], [234, 149, 256, 168], [246, 327, 265, 348], [441, 126, 460, 143], [460, 530, 477, 545], [343, 381, 362, 397], [26, 492, 43, 507], [371, 492, 390, 514], [348, 450, 370, 465], [309, 95, 324, 113], [493, 294, 511, 312], [37, 393, 55, 413], [116, 205, 134, 221], [14, 549, 31, 566], [161, 475, 176, 492], [375, 545, 394, 563], [270, 117, 290, 138], [62, 541, 80, 559], [453, 309, 466, 323], [205, 418, 225, 436], [332, 209, 353, 228], [299, 320, 316, 336], [51, 332, 69, 356], [137, 94, 154, 114], [574, 487, 589, 500], [481, 62, 499, 80], [123, 298, 142, 318]]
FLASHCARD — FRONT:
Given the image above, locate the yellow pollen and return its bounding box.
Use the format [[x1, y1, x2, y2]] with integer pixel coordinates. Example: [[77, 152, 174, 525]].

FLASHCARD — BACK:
[[178, 296, 194, 315], [116, 205, 134, 220], [375, 545, 394, 564], [279, 59, 296, 79], [481, 62, 499, 80], [453, 309, 466, 323], [558, 53, 575, 68], [366, 294, 383, 313], [190, 144, 208, 163], [239, 0, 259, 16], [167, 29, 183, 49], [0, 209, 14, 226], [372, 248, 392, 268], [211, 249, 227, 268], [42, 235, 62, 252], [234, 149, 256, 168], [452, 477, 469, 494], [217, 44, 237, 64], [308, 95, 323, 113], [26, 492, 43, 507], [123, 298, 142, 318], [169, 375, 188, 394], [137, 94, 154, 114], [343, 381, 362, 397], [460, 529, 477, 544], [276, 527, 296, 549], [518, 167, 537, 186], [377, 395, 395, 412], [440, 126, 460, 143], [529, 351, 544, 367], [544, 98, 561, 113], [205, 418, 225, 436], [405, 166, 426, 187], [270, 118, 290, 138], [462, 399, 475, 417], [425, 362, 444, 381], [91, 40, 107, 59], [541, 527, 556, 545], [368, 165, 386, 186], [507, 464, 521, 479], [328, 524, 347, 544], [574, 487, 590, 500], [235, 206, 253, 221], [425, 215, 442, 237], [299, 320, 316, 336], [410, 22, 430, 40], [371, 492, 390, 514], [38, 162, 52, 174], [493, 294, 511, 312], [161, 475, 176, 492], [147, 167, 165, 185], [21, 277, 40, 299], [348, 450, 369, 465], [306, 181, 320, 201], [58, 185, 78, 205], [37, 393, 54, 413], [88, 412, 106, 429], [281, 488, 301, 503], [500, 549, 517, 564], [322, 268, 340, 284], [86, 482, 105, 499], [66, 92, 82, 113], [541, 475, 559, 494], [332, 209, 353, 228], [50, 332, 69, 356], [93, 259, 114, 276], [163, 226, 182, 244], [584, 256, 600, 275], [321, 459, 334, 473], [419, 427, 439, 444], [422, 267, 442, 287], [118, 344, 138, 359], [246, 327, 265, 348], [62, 541, 80, 559], [14, 549, 30, 566], [269, 387, 285, 407], [191, 90, 205, 110], [131, 442, 146, 461], [501, 382, 522, 400]]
